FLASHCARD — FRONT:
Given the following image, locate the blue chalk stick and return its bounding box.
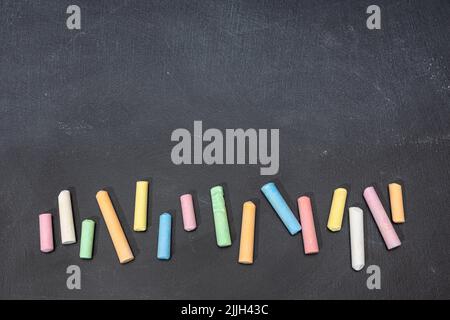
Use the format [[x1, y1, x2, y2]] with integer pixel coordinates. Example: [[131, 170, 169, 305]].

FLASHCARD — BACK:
[[157, 213, 172, 260], [261, 182, 301, 235]]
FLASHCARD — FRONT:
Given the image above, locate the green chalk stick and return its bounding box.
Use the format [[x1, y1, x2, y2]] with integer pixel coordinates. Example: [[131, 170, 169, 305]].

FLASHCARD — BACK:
[[79, 219, 95, 259], [210, 186, 232, 247]]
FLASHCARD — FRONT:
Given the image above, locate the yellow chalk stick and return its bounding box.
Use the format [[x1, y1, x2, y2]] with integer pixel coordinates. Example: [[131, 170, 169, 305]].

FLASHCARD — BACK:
[[327, 188, 347, 232], [389, 183, 405, 223], [133, 181, 149, 231], [238, 201, 256, 265], [96, 190, 134, 264]]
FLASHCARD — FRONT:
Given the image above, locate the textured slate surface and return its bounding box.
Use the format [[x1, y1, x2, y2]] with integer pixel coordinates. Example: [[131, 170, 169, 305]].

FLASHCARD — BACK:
[[0, 0, 449, 299]]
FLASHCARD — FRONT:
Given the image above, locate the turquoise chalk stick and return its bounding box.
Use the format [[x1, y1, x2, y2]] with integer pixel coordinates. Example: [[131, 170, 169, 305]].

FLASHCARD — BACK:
[[157, 213, 172, 260], [261, 182, 301, 235]]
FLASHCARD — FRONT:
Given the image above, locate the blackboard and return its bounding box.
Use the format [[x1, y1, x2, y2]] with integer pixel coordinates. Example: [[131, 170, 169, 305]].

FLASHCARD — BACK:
[[0, 0, 449, 299]]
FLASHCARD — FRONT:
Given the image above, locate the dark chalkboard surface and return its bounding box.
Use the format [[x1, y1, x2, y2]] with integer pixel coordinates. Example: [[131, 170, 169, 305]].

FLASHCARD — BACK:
[[1, 0, 449, 299]]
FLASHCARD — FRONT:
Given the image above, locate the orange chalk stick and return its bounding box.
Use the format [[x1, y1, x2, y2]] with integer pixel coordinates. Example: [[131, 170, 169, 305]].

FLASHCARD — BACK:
[[96, 190, 134, 264], [388, 183, 405, 223], [238, 201, 256, 265]]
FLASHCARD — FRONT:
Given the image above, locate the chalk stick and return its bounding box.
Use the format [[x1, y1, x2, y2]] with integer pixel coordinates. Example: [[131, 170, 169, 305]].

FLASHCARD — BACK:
[[363, 186, 401, 250], [389, 182, 405, 223], [297, 196, 319, 254], [133, 181, 149, 231], [261, 182, 301, 235], [157, 213, 172, 260], [39, 213, 54, 253], [58, 190, 76, 244], [180, 194, 197, 231], [210, 186, 232, 247], [349, 207, 365, 271], [238, 201, 256, 265], [327, 188, 347, 232], [79, 219, 95, 259], [96, 190, 134, 264]]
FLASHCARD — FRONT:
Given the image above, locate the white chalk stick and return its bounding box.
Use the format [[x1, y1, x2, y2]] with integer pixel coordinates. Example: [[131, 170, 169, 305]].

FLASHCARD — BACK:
[[349, 207, 365, 271], [58, 190, 76, 244]]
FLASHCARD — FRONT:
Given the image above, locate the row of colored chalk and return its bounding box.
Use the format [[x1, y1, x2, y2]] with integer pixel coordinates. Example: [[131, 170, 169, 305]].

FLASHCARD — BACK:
[[38, 180, 405, 270], [38, 185, 238, 262], [37, 184, 200, 261], [260, 182, 405, 270], [39, 191, 98, 259], [335, 184, 404, 270]]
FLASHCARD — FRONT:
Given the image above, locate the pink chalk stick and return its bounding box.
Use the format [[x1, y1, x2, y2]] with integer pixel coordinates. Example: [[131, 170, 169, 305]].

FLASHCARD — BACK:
[[297, 196, 319, 254], [180, 194, 197, 231], [39, 213, 54, 253], [363, 186, 401, 250]]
